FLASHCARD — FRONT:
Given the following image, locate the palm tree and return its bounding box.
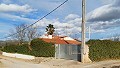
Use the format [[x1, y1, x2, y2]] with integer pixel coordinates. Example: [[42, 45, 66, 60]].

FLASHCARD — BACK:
[[46, 24, 55, 35]]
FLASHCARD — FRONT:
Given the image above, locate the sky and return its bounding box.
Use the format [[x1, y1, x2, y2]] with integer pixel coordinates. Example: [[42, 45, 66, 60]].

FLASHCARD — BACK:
[[0, 0, 120, 40]]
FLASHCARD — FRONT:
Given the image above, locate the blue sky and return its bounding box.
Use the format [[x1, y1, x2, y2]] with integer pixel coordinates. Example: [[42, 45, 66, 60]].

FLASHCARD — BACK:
[[0, 0, 120, 40]]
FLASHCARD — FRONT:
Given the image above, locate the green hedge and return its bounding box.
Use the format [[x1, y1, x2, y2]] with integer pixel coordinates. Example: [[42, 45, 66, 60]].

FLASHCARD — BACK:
[[87, 40, 120, 61], [2, 38, 55, 57], [16, 44, 30, 55], [2, 45, 17, 53], [30, 38, 55, 57], [0, 46, 2, 51]]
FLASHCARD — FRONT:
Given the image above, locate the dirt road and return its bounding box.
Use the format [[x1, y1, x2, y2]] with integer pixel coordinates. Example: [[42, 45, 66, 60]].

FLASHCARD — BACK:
[[0, 55, 50, 68], [0, 55, 120, 68]]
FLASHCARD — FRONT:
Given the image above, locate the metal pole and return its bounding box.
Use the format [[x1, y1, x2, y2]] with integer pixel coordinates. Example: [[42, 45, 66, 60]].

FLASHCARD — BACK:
[[119, 36, 120, 41], [59, 44, 61, 58], [89, 26, 91, 40], [55, 44, 57, 59], [81, 0, 86, 63]]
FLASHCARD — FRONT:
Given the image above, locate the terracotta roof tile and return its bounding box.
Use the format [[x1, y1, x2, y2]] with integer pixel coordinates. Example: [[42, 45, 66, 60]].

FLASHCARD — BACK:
[[40, 36, 81, 45], [41, 38, 68, 44], [65, 40, 81, 45]]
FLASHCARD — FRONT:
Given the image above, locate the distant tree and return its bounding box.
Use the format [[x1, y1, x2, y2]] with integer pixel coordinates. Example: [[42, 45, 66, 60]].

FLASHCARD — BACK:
[[26, 26, 40, 50], [27, 27, 39, 42], [46, 24, 55, 35], [9, 24, 27, 45]]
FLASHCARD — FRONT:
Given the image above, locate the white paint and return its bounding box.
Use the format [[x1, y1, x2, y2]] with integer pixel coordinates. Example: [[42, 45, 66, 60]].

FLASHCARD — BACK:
[[40, 35, 52, 39], [15, 53, 35, 59], [40, 35, 48, 38], [41, 35, 75, 40], [2, 52, 35, 60], [48, 35, 52, 39], [2, 52, 15, 57], [64, 37, 74, 40]]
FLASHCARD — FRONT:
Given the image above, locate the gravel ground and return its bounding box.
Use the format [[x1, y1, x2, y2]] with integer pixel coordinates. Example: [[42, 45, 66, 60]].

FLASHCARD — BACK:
[[0, 55, 120, 68]]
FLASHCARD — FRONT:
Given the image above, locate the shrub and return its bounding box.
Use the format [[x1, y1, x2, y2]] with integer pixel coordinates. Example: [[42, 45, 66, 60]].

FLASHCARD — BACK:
[[2, 45, 17, 53], [0, 46, 2, 50], [30, 38, 55, 57], [16, 44, 30, 55], [2, 38, 55, 57], [87, 40, 120, 61]]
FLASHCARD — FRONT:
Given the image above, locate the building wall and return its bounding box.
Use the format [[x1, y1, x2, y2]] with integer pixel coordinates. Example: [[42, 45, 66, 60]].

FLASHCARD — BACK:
[[55, 44, 81, 61]]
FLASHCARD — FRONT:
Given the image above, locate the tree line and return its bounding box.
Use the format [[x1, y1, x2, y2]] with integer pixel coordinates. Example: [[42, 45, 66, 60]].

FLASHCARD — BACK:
[[9, 24, 55, 45], [9, 24, 40, 45]]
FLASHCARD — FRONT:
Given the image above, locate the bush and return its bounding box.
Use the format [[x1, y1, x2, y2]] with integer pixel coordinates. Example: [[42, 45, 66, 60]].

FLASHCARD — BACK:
[[0, 46, 2, 50], [2, 38, 55, 57], [2, 45, 17, 53], [30, 38, 55, 57], [87, 40, 120, 61], [16, 44, 30, 55]]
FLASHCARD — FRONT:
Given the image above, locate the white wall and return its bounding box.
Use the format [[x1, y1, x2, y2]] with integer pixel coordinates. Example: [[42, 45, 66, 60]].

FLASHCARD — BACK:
[[64, 37, 74, 40], [2, 52, 15, 57], [2, 52, 35, 60]]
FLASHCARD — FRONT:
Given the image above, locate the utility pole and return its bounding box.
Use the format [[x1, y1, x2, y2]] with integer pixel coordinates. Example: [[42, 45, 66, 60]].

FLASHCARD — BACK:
[[88, 26, 91, 40], [81, 0, 86, 63]]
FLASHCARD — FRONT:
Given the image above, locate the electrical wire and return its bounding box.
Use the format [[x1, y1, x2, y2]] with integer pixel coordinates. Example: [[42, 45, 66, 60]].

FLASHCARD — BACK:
[[0, 0, 69, 39]]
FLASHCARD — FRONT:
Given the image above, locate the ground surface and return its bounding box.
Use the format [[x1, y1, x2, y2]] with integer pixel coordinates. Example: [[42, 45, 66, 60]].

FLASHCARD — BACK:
[[0, 55, 120, 68]]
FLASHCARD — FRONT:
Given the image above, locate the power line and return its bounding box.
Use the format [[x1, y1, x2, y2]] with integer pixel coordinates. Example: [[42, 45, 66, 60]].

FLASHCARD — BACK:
[[0, 0, 69, 39]]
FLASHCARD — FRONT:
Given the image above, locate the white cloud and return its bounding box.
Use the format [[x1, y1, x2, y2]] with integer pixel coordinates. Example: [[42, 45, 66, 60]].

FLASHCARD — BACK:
[[0, 22, 13, 33], [34, 14, 81, 35], [9, 0, 82, 19], [33, 14, 82, 36], [0, 4, 35, 12], [1, 0, 12, 4], [17, 0, 62, 11], [87, 4, 120, 22], [86, 0, 120, 33], [90, 19, 120, 30], [0, 13, 35, 23], [87, 0, 120, 22], [95, 30, 105, 33], [65, 14, 80, 20]]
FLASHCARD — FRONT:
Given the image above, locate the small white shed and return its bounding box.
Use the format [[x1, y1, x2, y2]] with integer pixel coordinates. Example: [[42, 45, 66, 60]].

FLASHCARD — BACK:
[[40, 35, 81, 61]]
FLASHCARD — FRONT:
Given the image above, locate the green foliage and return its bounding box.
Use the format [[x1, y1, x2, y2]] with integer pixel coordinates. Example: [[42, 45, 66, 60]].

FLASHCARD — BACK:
[[30, 38, 55, 57], [46, 24, 55, 35], [87, 40, 120, 61], [2, 38, 55, 57], [16, 44, 30, 55], [2, 45, 17, 53], [0, 46, 2, 50]]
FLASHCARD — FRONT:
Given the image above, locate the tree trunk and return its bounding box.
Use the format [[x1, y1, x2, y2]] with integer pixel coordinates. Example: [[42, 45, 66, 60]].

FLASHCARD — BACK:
[[28, 42, 32, 51]]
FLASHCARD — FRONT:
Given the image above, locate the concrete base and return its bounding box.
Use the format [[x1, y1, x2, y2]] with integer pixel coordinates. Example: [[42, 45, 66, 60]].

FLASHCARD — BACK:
[[83, 45, 92, 63]]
